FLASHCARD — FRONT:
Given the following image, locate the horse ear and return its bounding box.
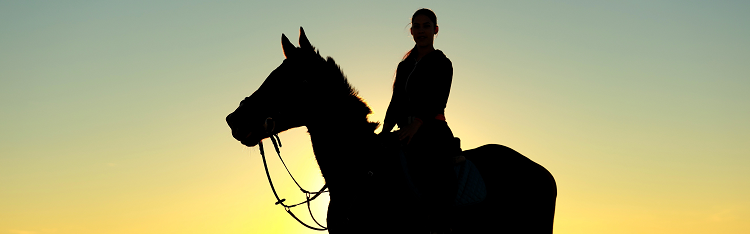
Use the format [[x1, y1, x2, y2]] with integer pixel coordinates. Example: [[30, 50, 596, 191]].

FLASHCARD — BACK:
[[299, 27, 313, 50], [281, 33, 296, 58]]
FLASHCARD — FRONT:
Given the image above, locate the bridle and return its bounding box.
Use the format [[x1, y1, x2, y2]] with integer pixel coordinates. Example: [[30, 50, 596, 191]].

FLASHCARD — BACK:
[[257, 117, 329, 231]]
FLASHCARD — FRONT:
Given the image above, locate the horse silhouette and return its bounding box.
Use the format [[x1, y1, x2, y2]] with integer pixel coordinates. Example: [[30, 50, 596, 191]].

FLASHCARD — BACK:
[[226, 28, 557, 233]]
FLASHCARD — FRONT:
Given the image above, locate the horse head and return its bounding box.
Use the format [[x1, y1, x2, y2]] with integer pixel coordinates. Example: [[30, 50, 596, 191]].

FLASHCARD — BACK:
[[226, 27, 371, 147]]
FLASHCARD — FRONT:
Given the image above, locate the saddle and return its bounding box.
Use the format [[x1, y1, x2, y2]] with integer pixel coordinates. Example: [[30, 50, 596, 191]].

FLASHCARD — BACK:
[[453, 159, 487, 207], [378, 133, 487, 207], [396, 151, 487, 207]]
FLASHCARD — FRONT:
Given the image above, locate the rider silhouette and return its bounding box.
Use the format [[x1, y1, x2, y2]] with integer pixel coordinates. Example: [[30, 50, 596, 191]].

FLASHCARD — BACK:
[[380, 8, 463, 233]]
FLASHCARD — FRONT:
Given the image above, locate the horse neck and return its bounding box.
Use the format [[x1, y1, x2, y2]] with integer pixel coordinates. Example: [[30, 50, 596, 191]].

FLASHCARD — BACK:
[[304, 88, 374, 156], [305, 106, 375, 195], [307, 118, 372, 155]]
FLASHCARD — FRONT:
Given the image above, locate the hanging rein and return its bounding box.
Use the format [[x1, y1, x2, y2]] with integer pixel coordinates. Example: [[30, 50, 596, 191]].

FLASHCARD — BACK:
[[257, 133, 329, 231]]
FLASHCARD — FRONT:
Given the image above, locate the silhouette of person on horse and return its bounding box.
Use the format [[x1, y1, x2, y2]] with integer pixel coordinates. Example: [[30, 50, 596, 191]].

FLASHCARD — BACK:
[[380, 8, 464, 233], [225, 9, 557, 233]]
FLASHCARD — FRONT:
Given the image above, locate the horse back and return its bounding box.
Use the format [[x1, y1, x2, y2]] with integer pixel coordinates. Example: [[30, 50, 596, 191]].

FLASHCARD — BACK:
[[458, 144, 557, 233]]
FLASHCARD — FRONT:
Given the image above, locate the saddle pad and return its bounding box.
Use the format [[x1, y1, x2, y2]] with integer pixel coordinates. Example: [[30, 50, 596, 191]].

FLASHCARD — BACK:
[[453, 159, 487, 207]]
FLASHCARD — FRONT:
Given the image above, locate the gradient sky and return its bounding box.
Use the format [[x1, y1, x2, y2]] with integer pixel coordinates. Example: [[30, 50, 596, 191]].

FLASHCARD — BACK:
[[1, 1, 749, 234]]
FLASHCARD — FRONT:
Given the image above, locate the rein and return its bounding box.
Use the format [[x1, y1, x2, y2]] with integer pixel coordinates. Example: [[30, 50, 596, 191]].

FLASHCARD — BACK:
[[258, 134, 329, 231]]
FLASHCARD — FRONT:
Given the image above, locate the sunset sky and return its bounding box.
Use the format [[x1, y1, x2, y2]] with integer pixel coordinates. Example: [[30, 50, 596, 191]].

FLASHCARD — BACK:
[[1, 1, 748, 233]]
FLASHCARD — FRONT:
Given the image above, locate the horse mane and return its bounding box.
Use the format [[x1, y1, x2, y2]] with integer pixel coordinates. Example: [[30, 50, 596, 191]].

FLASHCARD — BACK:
[[319, 54, 380, 132]]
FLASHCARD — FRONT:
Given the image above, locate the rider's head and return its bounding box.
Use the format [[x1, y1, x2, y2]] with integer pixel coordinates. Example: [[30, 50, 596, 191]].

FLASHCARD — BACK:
[[410, 8, 439, 48]]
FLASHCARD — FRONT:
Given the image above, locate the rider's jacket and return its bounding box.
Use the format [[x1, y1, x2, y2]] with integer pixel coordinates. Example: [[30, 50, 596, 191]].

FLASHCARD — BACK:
[[385, 47, 453, 128]]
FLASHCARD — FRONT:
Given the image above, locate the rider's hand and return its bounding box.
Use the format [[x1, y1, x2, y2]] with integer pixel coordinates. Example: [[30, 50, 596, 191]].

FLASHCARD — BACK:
[[397, 120, 422, 145]]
